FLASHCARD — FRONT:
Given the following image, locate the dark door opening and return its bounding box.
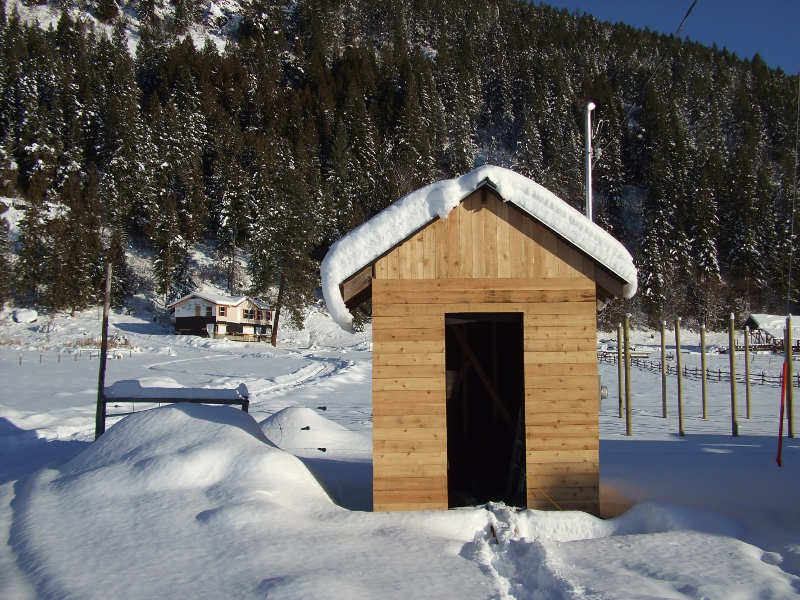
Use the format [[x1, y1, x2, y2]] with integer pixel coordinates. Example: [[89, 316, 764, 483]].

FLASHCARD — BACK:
[[445, 313, 525, 508]]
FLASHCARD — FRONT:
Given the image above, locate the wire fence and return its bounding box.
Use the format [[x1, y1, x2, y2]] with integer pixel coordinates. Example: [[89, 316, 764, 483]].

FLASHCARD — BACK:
[[598, 352, 800, 388]]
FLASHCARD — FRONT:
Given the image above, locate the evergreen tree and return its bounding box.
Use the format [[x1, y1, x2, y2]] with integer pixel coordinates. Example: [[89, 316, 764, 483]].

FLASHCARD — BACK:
[[0, 202, 10, 303], [248, 140, 321, 346]]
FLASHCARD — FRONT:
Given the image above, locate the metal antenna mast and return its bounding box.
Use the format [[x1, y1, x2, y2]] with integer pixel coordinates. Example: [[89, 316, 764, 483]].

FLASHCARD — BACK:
[[788, 73, 800, 313]]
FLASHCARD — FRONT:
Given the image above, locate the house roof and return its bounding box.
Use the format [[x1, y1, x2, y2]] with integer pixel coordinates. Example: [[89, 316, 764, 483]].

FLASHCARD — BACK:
[[321, 165, 638, 331], [743, 313, 800, 340], [167, 292, 270, 311]]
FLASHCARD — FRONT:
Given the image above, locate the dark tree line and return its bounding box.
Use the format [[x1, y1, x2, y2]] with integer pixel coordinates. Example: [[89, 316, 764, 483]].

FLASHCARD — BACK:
[[0, 0, 798, 330]]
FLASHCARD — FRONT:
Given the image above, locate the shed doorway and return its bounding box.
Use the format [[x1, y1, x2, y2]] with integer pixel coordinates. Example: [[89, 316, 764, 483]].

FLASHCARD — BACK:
[[445, 313, 526, 508]]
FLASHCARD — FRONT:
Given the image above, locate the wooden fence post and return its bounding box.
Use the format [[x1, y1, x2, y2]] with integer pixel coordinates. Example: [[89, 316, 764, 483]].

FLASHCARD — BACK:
[[675, 317, 684, 436], [95, 262, 112, 440], [744, 326, 752, 419], [660, 321, 667, 418], [787, 315, 794, 438], [701, 324, 708, 419], [624, 314, 632, 436], [617, 323, 624, 418], [728, 313, 738, 437]]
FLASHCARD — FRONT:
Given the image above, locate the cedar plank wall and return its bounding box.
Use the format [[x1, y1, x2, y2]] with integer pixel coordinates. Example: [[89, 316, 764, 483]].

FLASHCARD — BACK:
[[371, 189, 599, 513]]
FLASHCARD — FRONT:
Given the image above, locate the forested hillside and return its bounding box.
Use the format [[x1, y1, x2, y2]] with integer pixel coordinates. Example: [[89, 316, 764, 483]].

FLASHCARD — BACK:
[[0, 0, 797, 329]]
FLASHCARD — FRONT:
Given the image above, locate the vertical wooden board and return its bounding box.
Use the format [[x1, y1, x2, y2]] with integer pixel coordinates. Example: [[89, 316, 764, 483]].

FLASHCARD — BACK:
[[446, 204, 461, 277], [459, 203, 473, 277], [555, 239, 583, 278], [375, 255, 388, 279], [508, 206, 527, 278], [484, 198, 498, 278], [387, 247, 399, 279], [397, 235, 410, 279], [471, 201, 485, 277], [423, 225, 437, 279], [496, 199, 511, 278], [528, 222, 550, 278], [416, 232, 426, 279], [437, 217, 450, 279], [522, 215, 539, 278]]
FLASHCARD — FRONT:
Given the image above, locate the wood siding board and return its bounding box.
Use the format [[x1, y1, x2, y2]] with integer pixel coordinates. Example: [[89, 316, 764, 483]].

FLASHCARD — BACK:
[[372, 390, 443, 404], [445, 205, 460, 277], [387, 247, 399, 279], [472, 198, 485, 277], [375, 255, 388, 279], [372, 414, 446, 431], [423, 226, 436, 279], [526, 449, 598, 463], [522, 351, 598, 365], [524, 363, 598, 376], [459, 202, 473, 277], [373, 404, 446, 417], [373, 288, 596, 305], [374, 440, 448, 453], [372, 463, 447, 477], [372, 378, 444, 391], [375, 278, 593, 292], [374, 451, 448, 464], [496, 199, 511, 278], [524, 374, 599, 388], [373, 353, 445, 366], [525, 395, 598, 410], [484, 200, 498, 277], [372, 428, 446, 442], [374, 341, 445, 354], [373, 477, 445, 491], [373, 364, 444, 379], [374, 502, 449, 511], [372, 315, 444, 330], [524, 436, 598, 451], [527, 462, 599, 475], [373, 328, 444, 343], [372, 490, 448, 502]]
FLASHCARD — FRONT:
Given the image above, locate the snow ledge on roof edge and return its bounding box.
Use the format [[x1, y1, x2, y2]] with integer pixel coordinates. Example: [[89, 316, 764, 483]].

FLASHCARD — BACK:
[[321, 165, 638, 331]]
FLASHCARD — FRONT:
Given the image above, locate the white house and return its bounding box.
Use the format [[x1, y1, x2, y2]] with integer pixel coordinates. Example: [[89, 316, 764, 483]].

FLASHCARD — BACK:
[[168, 292, 273, 340]]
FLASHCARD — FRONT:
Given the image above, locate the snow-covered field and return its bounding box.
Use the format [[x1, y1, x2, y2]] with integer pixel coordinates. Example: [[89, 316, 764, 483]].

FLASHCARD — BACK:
[[1, 303, 799, 599]]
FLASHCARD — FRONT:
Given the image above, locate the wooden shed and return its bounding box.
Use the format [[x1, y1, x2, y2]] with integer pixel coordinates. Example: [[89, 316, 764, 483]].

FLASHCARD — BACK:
[[321, 166, 637, 514]]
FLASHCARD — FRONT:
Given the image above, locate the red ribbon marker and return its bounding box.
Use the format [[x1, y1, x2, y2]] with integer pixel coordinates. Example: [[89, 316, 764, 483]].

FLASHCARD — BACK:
[[778, 361, 787, 467]]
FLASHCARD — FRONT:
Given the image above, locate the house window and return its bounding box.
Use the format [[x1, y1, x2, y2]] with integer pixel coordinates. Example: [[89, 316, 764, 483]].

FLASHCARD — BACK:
[[243, 308, 256, 320], [206, 306, 212, 317], [219, 306, 227, 317], [256, 310, 263, 321]]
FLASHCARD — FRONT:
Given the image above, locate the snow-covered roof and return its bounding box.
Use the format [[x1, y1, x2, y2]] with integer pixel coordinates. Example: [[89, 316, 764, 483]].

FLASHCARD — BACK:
[[167, 292, 270, 310], [743, 314, 800, 340], [321, 165, 637, 330]]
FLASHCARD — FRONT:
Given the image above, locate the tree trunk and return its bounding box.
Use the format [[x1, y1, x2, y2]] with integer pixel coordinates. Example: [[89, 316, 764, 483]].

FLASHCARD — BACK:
[[270, 270, 286, 347]]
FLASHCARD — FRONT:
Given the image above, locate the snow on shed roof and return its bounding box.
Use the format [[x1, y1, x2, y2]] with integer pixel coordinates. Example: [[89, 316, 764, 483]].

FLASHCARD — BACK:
[[321, 165, 638, 331], [167, 292, 270, 310]]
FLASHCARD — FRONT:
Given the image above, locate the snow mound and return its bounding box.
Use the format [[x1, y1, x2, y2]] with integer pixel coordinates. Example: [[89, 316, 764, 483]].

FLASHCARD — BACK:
[[54, 404, 330, 505], [13, 309, 38, 323], [322, 165, 638, 330], [10, 404, 335, 598], [261, 406, 370, 454]]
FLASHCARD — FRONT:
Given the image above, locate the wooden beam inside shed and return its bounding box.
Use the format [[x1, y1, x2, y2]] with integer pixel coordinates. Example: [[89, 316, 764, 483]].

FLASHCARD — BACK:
[[449, 323, 514, 428]]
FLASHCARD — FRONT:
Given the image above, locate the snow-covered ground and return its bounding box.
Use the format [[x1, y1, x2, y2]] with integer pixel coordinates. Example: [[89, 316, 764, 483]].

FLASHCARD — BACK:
[[1, 303, 799, 599]]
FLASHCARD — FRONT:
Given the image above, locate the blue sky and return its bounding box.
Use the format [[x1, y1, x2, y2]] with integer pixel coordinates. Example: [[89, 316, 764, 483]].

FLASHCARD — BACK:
[[538, 1, 799, 74]]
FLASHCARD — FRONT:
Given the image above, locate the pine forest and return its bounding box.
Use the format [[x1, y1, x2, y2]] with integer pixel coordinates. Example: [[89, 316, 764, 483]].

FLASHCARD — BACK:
[[0, 0, 798, 331]]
